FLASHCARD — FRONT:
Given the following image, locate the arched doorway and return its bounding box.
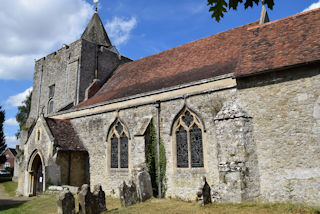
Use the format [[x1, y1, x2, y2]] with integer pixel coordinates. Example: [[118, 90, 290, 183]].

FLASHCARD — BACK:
[[30, 154, 44, 196]]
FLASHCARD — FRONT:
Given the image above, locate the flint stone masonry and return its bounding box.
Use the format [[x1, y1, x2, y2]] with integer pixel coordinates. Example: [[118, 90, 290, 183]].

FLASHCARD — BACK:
[[237, 66, 320, 204], [214, 100, 260, 202], [57, 190, 75, 214], [68, 89, 233, 200]]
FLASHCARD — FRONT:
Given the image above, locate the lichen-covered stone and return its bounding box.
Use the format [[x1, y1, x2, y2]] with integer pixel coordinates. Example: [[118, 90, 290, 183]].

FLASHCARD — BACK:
[[136, 169, 153, 202], [119, 181, 139, 207]]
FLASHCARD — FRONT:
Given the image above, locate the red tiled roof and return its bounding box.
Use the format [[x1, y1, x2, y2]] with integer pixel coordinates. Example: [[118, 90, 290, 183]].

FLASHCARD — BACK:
[[235, 8, 320, 77], [46, 118, 86, 152], [76, 8, 320, 109], [76, 21, 258, 108]]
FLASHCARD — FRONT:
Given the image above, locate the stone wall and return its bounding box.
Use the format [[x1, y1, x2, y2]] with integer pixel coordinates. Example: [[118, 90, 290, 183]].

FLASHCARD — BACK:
[[19, 117, 56, 195], [237, 65, 320, 205], [69, 88, 234, 200], [29, 40, 82, 124], [79, 40, 131, 103], [28, 39, 130, 132]]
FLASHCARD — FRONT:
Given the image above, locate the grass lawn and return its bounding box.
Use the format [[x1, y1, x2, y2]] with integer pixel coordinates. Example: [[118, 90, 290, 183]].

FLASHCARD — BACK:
[[0, 181, 17, 197], [0, 194, 319, 214]]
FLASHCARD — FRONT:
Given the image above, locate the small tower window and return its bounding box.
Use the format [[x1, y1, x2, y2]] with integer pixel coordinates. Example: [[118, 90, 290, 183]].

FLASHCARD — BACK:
[[48, 100, 54, 114], [37, 130, 41, 141], [49, 84, 55, 98]]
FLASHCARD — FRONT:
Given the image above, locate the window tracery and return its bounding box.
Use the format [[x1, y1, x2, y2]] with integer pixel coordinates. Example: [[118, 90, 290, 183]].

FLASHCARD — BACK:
[[174, 109, 204, 168], [109, 121, 129, 169]]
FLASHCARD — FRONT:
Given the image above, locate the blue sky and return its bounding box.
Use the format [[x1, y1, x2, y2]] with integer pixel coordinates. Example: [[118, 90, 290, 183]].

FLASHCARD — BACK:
[[0, 0, 319, 148]]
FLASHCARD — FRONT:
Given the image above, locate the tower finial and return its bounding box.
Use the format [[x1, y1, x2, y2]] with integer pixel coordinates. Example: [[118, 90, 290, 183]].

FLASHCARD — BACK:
[[93, 0, 99, 13]]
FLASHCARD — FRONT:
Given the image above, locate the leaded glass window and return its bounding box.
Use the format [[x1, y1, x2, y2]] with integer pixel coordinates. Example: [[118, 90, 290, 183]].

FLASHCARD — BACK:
[[190, 124, 204, 167], [111, 135, 118, 168], [109, 121, 129, 169], [175, 109, 204, 168], [176, 126, 188, 168]]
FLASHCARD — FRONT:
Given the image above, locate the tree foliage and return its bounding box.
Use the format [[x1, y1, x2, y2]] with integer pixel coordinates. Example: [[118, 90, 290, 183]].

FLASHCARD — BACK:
[[0, 105, 6, 163], [15, 91, 32, 139], [207, 0, 274, 22]]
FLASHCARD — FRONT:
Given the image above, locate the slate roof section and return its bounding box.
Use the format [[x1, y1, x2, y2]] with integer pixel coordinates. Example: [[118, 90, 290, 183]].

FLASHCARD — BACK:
[[81, 12, 112, 47], [46, 118, 86, 152], [235, 8, 320, 77], [76, 21, 258, 108], [76, 8, 320, 109]]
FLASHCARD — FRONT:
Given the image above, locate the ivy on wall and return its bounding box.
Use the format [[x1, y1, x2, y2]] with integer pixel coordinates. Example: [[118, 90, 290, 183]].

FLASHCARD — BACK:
[[145, 121, 166, 197]]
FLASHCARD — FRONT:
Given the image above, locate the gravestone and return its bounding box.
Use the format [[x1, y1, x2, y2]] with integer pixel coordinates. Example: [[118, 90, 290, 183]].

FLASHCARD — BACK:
[[136, 170, 153, 202], [196, 176, 212, 206], [119, 181, 139, 207], [57, 190, 75, 214], [93, 184, 107, 213], [78, 184, 93, 214]]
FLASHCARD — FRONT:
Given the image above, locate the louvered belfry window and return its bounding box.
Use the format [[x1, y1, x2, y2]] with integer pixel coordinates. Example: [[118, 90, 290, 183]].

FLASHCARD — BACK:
[[175, 109, 204, 168], [110, 121, 129, 168]]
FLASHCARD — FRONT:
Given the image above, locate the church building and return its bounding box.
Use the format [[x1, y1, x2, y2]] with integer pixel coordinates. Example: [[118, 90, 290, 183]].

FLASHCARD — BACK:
[[16, 8, 320, 205]]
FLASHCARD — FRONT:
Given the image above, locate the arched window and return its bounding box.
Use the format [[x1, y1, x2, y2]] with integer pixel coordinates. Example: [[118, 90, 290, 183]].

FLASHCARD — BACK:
[[48, 99, 54, 114], [109, 121, 129, 169], [174, 109, 204, 168]]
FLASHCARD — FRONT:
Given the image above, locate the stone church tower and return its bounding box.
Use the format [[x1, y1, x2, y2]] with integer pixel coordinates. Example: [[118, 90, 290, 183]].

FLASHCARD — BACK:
[[26, 12, 130, 133]]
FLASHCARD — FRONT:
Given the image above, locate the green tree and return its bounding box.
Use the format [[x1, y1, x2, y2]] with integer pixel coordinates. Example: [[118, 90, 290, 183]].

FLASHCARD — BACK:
[[0, 105, 6, 164], [15, 91, 32, 139], [207, 0, 274, 22]]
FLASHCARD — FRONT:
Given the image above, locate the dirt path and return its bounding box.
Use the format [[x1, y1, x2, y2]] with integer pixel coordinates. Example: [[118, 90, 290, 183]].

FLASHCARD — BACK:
[[0, 185, 31, 206]]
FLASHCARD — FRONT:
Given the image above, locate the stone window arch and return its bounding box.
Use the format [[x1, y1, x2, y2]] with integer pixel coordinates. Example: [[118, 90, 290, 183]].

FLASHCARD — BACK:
[[107, 119, 129, 169], [48, 99, 54, 114], [173, 107, 204, 168]]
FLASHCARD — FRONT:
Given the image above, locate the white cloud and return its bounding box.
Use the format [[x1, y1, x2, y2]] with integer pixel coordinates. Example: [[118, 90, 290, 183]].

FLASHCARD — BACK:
[[5, 135, 19, 148], [5, 87, 32, 108], [0, 0, 94, 80], [106, 16, 137, 46], [303, 1, 320, 12], [4, 118, 19, 126]]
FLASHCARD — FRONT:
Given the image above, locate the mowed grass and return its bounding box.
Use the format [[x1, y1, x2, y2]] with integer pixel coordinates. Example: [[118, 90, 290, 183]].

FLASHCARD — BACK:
[[1, 194, 320, 214], [0, 181, 18, 197]]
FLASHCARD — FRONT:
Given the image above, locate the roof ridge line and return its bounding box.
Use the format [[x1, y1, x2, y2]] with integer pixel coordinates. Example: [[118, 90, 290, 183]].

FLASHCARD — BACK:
[[247, 7, 320, 30]]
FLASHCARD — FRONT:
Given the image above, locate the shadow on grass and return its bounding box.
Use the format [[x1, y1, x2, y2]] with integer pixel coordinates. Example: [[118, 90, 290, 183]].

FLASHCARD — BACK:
[[0, 200, 27, 211], [0, 177, 12, 183]]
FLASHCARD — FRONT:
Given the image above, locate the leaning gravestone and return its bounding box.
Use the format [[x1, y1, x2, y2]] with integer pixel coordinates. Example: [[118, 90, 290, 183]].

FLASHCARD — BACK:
[[78, 184, 94, 214], [119, 181, 139, 207], [93, 184, 107, 213], [196, 176, 212, 206], [57, 189, 75, 214], [136, 169, 153, 202]]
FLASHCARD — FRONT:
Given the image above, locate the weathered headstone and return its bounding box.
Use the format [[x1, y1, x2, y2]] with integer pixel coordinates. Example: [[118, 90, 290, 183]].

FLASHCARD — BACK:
[[119, 181, 139, 207], [78, 184, 93, 214], [196, 176, 212, 206], [93, 184, 107, 213], [57, 190, 75, 214], [136, 170, 153, 202]]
